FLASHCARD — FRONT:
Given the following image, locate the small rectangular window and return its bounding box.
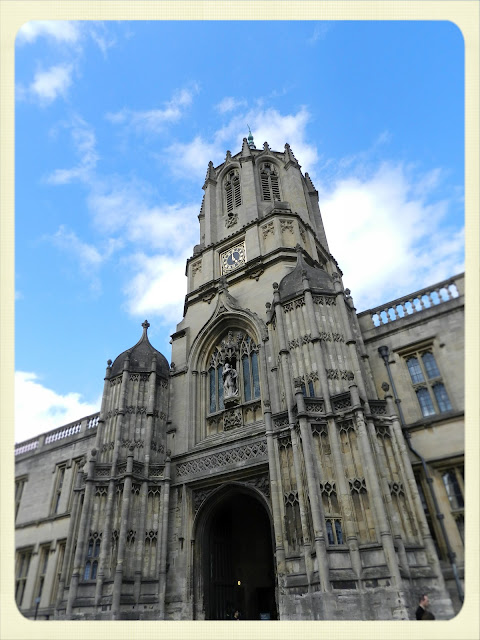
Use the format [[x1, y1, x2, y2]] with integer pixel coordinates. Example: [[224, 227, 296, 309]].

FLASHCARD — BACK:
[[51, 465, 66, 515], [402, 347, 452, 419], [15, 548, 32, 607]]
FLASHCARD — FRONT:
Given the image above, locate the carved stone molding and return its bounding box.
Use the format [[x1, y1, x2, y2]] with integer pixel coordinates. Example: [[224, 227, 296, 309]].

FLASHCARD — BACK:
[[176, 440, 268, 477]]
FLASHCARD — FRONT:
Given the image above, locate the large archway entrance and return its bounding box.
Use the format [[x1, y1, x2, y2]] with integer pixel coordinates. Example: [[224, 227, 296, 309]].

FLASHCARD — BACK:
[[197, 486, 277, 620]]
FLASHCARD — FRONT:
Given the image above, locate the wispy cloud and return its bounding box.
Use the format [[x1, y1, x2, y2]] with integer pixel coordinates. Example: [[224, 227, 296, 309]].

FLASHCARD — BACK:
[[27, 63, 74, 104], [15, 371, 101, 442], [215, 96, 247, 114], [307, 22, 333, 45], [48, 225, 121, 293], [47, 115, 98, 183], [16, 20, 82, 45], [16, 21, 118, 108], [106, 86, 199, 134]]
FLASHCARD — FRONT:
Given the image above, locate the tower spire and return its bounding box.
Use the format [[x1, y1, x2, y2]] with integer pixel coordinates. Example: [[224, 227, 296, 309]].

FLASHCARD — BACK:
[[247, 125, 256, 149]]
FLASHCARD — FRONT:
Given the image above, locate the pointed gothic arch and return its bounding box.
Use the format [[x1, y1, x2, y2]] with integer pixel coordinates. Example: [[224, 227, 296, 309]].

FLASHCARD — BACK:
[[192, 482, 277, 620]]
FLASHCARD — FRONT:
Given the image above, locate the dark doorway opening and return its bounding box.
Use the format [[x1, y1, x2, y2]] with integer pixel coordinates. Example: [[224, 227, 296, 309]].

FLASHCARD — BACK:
[[203, 491, 276, 620]]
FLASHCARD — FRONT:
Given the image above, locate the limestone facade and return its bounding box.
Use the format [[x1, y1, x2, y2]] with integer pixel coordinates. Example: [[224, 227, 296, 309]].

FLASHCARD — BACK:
[[15, 139, 464, 621]]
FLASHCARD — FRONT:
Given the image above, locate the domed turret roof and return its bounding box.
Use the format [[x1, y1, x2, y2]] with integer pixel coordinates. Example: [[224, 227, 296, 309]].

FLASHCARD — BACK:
[[110, 320, 170, 379], [278, 246, 334, 301]]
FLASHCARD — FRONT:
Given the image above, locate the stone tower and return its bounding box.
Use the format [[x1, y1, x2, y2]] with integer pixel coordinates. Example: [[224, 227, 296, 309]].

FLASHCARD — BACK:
[[58, 138, 454, 621], [165, 138, 453, 620], [60, 321, 171, 620]]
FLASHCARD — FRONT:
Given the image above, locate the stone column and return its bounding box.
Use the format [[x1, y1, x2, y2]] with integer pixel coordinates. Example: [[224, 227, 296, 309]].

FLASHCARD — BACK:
[[295, 385, 330, 591], [133, 359, 158, 603], [272, 282, 314, 586], [326, 416, 363, 581], [259, 334, 287, 580], [56, 458, 85, 612], [386, 394, 445, 580], [301, 269, 332, 411], [366, 419, 410, 577], [66, 449, 97, 618], [111, 449, 135, 620], [157, 454, 171, 619], [349, 385, 405, 601], [94, 360, 113, 453]]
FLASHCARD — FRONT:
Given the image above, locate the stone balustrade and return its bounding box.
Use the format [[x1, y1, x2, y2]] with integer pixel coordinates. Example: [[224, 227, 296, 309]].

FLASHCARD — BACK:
[[358, 274, 463, 329], [15, 411, 100, 456]]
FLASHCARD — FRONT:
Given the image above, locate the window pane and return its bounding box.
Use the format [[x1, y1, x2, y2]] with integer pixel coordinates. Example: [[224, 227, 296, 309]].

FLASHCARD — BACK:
[[84, 561, 91, 580], [242, 356, 251, 402], [91, 561, 98, 579], [422, 352, 440, 379], [433, 383, 452, 412], [334, 520, 343, 544], [416, 388, 435, 416], [407, 357, 424, 383], [455, 514, 465, 544], [308, 381, 315, 397], [217, 364, 224, 411], [326, 520, 335, 545], [251, 351, 260, 398], [442, 470, 464, 509], [209, 368, 216, 413]]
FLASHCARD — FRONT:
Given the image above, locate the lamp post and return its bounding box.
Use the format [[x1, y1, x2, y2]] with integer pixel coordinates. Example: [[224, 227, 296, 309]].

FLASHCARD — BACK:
[[378, 345, 464, 604]]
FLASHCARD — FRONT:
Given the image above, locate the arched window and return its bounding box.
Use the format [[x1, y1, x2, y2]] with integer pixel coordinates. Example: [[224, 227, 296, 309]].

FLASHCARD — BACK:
[[207, 331, 260, 414], [83, 561, 91, 580], [224, 168, 241, 215], [259, 162, 281, 201]]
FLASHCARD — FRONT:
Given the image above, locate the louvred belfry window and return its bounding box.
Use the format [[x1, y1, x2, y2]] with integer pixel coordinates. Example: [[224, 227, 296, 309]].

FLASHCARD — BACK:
[[260, 162, 281, 201], [224, 168, 242, 214]]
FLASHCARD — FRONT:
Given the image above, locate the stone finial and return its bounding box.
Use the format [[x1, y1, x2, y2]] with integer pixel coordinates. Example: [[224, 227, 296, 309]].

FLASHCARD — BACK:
[[241, 137, 252, 156], [263, 141, 270, 151], [142, 319, 150, 332], [381, 382, 390, 392], [284, 143, 300, 168], [272, 282, 279, 290], [107, 359, 112, 367], [225, 150, 232, 162], [203, 161, 217, 188]]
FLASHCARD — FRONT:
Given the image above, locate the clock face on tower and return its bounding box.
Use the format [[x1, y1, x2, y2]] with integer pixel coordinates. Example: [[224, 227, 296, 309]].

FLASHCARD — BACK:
[[220, 242, 246, 274]]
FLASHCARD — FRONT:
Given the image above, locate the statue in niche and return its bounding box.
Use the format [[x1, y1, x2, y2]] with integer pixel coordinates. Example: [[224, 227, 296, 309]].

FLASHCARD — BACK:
[[223, 362, 238, 398]]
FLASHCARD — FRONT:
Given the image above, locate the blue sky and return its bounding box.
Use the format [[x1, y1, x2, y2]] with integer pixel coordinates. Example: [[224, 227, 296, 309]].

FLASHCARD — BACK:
[[14, 20, 465, 442]]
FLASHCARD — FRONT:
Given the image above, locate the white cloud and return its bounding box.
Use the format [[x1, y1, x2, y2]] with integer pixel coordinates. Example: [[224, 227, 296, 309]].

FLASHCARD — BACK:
[[168, 105, 318, 180], [318, 162, 464, 311], [87, 179, 199, 254], [122, 252, 189, 325], [29, 63, 73, 103], [17, 20, 82, 45], [15, 371, 100, 443], [106, 86, 199, 134]]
